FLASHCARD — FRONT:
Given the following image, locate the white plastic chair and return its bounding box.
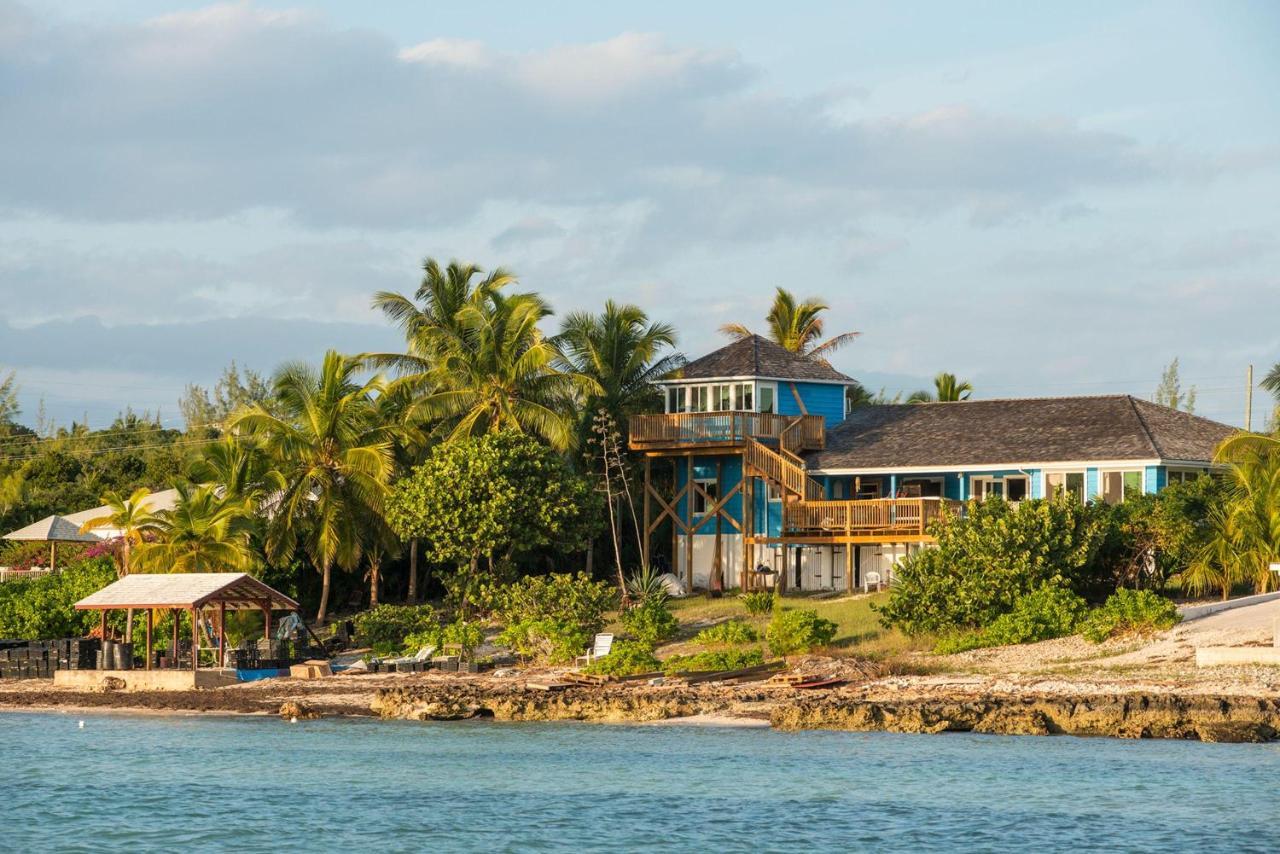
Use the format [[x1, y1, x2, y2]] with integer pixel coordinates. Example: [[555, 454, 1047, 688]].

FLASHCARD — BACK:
[[575, 633, 614, 667]]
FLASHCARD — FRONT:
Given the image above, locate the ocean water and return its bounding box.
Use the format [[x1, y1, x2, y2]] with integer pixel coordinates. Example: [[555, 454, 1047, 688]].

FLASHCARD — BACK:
[[3, 713, 1278, 853]]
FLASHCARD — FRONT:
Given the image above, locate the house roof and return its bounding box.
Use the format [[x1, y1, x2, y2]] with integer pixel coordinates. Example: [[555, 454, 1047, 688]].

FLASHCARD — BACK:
[[675, 334, 854, 383], [807, 395, 1237, 471], [74, 572, 300, 611], [3, 515, 101, 543]]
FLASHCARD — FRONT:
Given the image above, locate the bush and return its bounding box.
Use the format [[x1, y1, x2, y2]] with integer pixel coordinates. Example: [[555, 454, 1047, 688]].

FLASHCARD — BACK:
[[932, 586, 1088, 654], [1082, 589, 1181, 643], [353, 604, 439, 656], [662, 648, 764, 674], [500, 618, 594, 664], [620, 598, 679, 645], [766, 608, 838, 656], [582, 640, 661, 677], [740, 591, 774, 615], [0, 557, 116, 639], [439, 618, 486, 659], [877, 496, 1118, 636], [694, 620, 758, 646]]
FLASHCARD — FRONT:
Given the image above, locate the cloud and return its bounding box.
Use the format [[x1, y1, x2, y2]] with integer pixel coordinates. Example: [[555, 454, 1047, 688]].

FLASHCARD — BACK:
[[0, 2, 1155, 235], [491, 215, 567, 250]]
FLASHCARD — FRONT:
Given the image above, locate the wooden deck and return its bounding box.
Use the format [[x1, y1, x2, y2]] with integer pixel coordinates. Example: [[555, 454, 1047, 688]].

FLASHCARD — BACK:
[[782, 497, 963, 540], [629, 412, 825, 452]]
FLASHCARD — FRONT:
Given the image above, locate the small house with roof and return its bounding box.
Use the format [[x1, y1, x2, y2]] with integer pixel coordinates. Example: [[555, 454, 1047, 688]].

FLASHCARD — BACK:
[[629, 335, 1237, 594]]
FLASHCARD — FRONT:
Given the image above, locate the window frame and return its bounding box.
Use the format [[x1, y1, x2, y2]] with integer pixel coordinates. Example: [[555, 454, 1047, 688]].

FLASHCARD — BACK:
[[691, 477, 719, 516]]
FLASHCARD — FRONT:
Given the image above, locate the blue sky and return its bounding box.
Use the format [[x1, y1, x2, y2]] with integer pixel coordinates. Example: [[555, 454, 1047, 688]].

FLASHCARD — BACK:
[[1, 1, 1277, 429]]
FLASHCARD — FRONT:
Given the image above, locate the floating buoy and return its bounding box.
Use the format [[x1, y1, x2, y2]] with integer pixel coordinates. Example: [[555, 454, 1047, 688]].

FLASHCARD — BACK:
[[78, 721, 85, 729], [289, 716, 298, 724]]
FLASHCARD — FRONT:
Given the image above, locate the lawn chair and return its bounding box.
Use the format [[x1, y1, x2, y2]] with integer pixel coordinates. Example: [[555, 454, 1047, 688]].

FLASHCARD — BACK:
[[575, 633, 614, 667]]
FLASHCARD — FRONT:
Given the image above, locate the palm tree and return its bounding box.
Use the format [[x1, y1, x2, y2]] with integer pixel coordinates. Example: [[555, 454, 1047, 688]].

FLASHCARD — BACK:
[[79, 487, 154, 577], [187, 435, 280, 501], [131, 482, 258, 574], [907, 372, 974, 404], [720, 287, 859, 357], [407, 291, 599, 451], [368, 258, 515, 377], [231, 350, 395, 623], [558, 300, 684, 422]]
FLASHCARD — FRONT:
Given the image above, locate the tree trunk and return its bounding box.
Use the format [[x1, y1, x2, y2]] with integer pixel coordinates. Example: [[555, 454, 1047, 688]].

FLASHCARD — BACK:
[[122, 538, 131, 578], [317, 561, 332, 624], [407, 538, 419, 603], [585, 541, 594, 575], [369, 558, 381, 608]]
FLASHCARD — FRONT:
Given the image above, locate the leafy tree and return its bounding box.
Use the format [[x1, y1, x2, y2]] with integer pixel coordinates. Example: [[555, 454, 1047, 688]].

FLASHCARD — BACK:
[[179, 362, 276, 433], [231, 350, 395, 622], [720, 287, 859, 357], [1154, 357, 1196, 413], [877, 497, 1118, 635], [77, 486, 154, 577], [907, 372, 973, 403], [131, 482, 258, 573], [385, 432, 601, 614], [0, 370, 19, 431], [0, 556, 117, 639], [186, 435, 279, 502]]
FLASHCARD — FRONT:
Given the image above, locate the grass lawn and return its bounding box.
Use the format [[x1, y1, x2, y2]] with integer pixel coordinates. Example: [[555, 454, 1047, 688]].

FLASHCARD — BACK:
[[663, 591, 934, 660]]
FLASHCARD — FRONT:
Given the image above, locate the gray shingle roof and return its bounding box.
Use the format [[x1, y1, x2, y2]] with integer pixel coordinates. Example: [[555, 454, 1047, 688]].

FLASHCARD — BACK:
[[74, 573, 300, 611], [677, 335, 854, 383], [807, 395, 1237, 470]]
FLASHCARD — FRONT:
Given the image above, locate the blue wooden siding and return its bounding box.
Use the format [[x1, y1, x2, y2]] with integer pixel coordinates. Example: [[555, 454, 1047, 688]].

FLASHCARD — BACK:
[[777, 381, 845, 426], [676, 456, 745, 535], [1086, 468, 1099, 500], [1145, 465, 1166, 494]]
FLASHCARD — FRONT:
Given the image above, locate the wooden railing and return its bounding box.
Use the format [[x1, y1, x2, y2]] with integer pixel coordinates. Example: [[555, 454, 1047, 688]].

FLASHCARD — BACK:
[[628, 412, 825, 451], [784, 498, 963, 538], [744, 438, 824, 501]]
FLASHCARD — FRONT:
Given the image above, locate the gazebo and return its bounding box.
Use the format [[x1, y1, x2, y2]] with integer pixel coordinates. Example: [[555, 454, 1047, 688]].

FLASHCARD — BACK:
[[3, 514, 101, 572], [68, 573, 301, 688]]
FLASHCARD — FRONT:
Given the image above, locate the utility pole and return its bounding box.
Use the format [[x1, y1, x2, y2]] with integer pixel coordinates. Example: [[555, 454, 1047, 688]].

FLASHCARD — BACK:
[[1245, 364, 1253, 432]]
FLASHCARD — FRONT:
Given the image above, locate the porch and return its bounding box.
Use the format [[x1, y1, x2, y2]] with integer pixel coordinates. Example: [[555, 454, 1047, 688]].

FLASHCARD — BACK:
[[629, 411, 825, 453], [781, 497, 963, 540]]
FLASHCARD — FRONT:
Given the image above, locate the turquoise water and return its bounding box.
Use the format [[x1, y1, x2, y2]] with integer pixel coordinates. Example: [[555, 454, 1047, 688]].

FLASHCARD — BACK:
[[3, 713, 1278, 853]]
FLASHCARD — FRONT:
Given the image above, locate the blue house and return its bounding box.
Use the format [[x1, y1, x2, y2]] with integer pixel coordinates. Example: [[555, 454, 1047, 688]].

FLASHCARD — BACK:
[[630, 335, 1236, 593]]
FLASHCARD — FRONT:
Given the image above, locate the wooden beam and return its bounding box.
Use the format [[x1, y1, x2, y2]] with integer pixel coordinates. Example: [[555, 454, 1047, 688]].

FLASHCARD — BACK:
[[171, 612, 179, 670], [191, 607, 198, 673], [645, 481, 689, 535], [712, 458, 723, 592], [145, 608, 153, 671], [642, 457, 652, 570], [219, 601, 227, 671], [685, 455, 694, 591]]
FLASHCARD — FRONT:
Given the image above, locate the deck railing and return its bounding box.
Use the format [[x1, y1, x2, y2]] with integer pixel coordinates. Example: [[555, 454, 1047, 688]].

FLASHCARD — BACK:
[[784, 498, 963, 538], [628, 411, 825, 451], [744, 438, 825, 501]]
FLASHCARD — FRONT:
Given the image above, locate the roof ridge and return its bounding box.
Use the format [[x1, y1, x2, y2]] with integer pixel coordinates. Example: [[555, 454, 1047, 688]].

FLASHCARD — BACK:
[[1124, 394, 1163, 457]]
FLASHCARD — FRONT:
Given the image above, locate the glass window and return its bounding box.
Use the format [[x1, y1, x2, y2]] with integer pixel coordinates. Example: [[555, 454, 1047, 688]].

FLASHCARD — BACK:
[[692, 479, 718, 515], [1046, 472, 1086, 503], [690, 386, 709, 412], [734, 383, 753, 411], [1006, 476, 1028, 502], [667, 387, 688, 413], [1103, 470, 1143, 504], [712, 384, 733, 411], [758, 384, 776, 414]]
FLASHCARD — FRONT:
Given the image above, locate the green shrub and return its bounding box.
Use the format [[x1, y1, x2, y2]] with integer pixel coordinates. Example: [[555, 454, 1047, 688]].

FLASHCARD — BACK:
[[582, 640, 661, 677], [931, 586, 1088, 654], [499, 618, 594, 664], [490, 572, 617, 632], [439, 618, 486, 659], [353, 604, 439, 656], [662, 647, 764, 674], [740, 591, 774, 616], [694, 620, 758, 645], [0, 557, 116, 639], [877, 496, 1118, 636], [620, 598, 679, 644], [1082, 589, 1181, 643], [766, 608, 837, 656], [933, 631, 989, 655]]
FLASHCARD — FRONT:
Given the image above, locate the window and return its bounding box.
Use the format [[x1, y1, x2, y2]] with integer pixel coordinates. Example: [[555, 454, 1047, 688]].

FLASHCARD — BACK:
[[973, 476, 1028, 502], [855, 479, 881, 499], [758, 384, 776, 414], [667, 386, 687, 413], [1045, 472, 1085, 503], [692, 479, 718, 515], [690, 386, 709, 412], [900, 478, 942, 498], [1167, 469, 1206, 484], [1101, 470, 1143, 504], [734, 383, 753, 411], [830, 480, 846, 499], [712, 384, 733, 411]]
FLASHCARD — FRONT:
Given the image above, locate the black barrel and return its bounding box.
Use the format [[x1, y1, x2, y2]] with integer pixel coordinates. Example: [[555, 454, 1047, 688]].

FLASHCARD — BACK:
[[101, 640, 115, 670]]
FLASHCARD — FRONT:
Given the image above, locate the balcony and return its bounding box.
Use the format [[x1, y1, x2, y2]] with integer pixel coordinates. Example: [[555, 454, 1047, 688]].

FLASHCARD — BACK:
[[628, 411, 825, 453], [781, 497, 964, 542]]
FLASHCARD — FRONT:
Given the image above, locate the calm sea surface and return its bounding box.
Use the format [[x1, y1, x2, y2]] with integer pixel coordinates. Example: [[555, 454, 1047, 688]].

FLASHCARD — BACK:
[[2, 712, 1278, 853]]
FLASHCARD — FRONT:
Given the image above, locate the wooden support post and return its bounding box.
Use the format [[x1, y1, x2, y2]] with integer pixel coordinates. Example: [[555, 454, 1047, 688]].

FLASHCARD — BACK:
[[642, 457, 652, 570], [684, 455, 694, 591], [99, 610, 106, 642], [711, 458, 723, 593], [145, 608, 153, 671], [125, 608, 133, 644], [671, 460, 679, 574], [219, 601, 227, 670], [741, 475, 751, 591], [171, 613, 179, 670], [50, 541, 57, 573], [191, 608, 199, 673], [845, 542, 854, 594]]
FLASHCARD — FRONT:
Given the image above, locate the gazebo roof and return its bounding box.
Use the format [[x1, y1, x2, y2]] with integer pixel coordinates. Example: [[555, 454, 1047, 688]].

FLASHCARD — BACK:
[[74, 573, 300, 611], [3, 514, 101, 543]]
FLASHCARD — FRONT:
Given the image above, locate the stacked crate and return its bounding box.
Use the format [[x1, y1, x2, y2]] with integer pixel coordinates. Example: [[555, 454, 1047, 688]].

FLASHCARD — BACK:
[[0, 638, 102, 679]]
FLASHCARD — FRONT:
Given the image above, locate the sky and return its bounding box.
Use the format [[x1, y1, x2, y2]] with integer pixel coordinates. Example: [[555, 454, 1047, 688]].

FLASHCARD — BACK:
[[1, 0, 1278, 430]]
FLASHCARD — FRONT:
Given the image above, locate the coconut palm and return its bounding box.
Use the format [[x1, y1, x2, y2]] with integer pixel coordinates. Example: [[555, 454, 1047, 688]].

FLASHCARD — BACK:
[[187, 435, 280, 502], [1192, 435, 1280, 597], [907, 372, 974, 404], [720, 287, 859, 358], [408, 291, 600, 451], [79, 487, 155, 577], [231, 350, 395, 623], [368, 258, 515, 377], [558, 300, 684, 421], [131, 482, 257, 574]]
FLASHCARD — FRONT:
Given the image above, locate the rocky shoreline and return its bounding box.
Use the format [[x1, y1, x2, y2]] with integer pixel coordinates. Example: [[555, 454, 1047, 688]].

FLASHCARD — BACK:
[[3, 671, 1279, 743]]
